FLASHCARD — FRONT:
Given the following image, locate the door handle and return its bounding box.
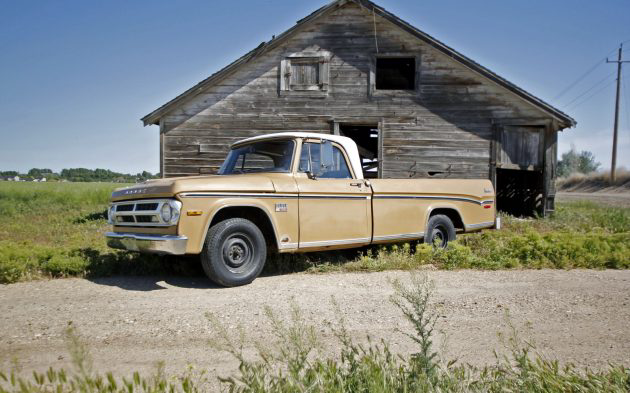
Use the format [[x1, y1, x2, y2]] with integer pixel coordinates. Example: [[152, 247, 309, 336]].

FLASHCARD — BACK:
[[350, 182, 362, 188]]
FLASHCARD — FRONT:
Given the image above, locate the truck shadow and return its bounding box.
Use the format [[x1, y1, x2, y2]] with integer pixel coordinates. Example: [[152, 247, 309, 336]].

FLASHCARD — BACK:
[[78, 248, 217, 291], [80, 247, 371, 291]]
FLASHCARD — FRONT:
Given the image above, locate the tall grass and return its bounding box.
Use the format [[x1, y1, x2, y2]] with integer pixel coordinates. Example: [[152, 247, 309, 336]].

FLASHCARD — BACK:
[[0, 182, 181, 284], [4, 276, 627, 392], [557, 169, 630, 191]]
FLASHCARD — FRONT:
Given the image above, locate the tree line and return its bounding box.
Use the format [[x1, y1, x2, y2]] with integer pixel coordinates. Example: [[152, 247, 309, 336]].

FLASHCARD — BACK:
[[0, 168, 160, 183]]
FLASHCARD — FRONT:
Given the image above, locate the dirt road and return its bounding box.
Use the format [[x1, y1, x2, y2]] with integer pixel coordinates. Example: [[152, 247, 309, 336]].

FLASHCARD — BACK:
[[557, 191, 630, 207], [1, 270, 629, 380]]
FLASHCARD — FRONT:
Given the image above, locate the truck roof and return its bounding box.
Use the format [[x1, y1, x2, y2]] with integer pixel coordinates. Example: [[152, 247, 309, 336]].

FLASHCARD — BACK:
[[233, 132, 364, 179]]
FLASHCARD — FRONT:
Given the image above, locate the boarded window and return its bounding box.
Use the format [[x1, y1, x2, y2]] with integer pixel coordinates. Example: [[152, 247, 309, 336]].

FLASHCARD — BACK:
[[376, 58, 415, 90], [280, 56, 329, 93], [290, 60, 319, 88], [500, 126, 542, 169]]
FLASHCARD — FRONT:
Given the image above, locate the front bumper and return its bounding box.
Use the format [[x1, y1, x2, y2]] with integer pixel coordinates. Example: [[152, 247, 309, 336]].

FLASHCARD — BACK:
[[105, 232, 188, 255]]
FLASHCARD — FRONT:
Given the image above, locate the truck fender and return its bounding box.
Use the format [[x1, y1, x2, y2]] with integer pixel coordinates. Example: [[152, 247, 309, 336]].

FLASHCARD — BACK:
[[202, 203, 280, 250], [424, 205, 465, 233]]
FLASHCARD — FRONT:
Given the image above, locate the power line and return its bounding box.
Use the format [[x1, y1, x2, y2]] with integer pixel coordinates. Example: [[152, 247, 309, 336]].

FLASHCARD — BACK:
[[553, 47, 617, 101], [562, 71, 615, 108], [565, 78, 616, 110]]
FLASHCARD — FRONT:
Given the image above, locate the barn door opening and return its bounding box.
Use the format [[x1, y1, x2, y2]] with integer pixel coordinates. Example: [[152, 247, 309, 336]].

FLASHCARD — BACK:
[[494, 125, 545, 216], [338, 124, 380, 178]]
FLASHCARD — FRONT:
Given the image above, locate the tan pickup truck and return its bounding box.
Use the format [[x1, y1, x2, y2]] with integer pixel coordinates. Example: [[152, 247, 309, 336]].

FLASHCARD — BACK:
[[106, 132, 497, 286]]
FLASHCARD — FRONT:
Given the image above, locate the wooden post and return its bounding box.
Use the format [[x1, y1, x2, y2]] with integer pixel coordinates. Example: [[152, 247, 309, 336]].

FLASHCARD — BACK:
[[607, 44, 629, 182]]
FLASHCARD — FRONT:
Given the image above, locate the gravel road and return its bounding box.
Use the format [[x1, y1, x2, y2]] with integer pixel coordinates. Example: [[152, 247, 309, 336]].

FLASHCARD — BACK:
[[1, 270, 629, 380], [557, 191, 630, 207]]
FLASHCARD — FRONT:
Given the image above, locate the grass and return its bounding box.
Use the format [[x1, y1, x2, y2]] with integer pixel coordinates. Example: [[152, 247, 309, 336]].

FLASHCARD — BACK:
[[557, 169, 630, 191], [0, 182, 187, 284], [2, 275, 628, 392], [1, 182, 630, 284]]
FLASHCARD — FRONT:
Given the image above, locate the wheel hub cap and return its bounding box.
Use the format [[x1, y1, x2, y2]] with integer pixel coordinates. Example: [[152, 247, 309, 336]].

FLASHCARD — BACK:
[[222, 235, 252, 270]]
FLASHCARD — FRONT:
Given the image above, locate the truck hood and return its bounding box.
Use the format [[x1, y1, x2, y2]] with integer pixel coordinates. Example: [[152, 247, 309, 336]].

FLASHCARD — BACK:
[[111, 175, 276, 201]]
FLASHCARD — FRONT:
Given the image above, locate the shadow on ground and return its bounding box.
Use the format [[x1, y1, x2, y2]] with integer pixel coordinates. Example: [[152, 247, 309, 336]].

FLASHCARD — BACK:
[[79, 246, 372, 291]]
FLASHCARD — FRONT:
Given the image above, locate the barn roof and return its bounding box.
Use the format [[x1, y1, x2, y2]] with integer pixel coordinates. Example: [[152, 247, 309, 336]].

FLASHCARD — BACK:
[[141, 0, 576, 128]]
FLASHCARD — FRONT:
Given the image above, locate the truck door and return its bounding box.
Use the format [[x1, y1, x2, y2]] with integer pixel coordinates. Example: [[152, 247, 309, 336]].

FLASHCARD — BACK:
[[295, 141, 371, 249]]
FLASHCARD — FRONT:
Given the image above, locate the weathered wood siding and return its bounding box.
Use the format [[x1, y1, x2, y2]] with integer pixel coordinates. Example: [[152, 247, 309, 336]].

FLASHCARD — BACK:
[[161, 2, 553, 179]]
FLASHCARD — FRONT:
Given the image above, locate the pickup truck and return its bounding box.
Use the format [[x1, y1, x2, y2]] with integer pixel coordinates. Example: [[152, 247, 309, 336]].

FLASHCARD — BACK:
[[106, 132, 497, 286]]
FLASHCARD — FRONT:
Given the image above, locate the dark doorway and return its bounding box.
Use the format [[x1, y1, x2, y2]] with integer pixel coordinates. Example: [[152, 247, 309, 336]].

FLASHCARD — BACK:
[[339, 124, 380, 178], [496, 168, 544, 217]]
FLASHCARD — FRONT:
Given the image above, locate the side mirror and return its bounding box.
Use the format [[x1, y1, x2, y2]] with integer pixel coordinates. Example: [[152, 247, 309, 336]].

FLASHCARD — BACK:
[[319, 140, 334, 174]]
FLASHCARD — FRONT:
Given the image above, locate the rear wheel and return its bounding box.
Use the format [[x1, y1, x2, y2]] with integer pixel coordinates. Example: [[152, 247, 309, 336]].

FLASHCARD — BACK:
[[424, 215, 456, 249], [201, 218, 267, 287]]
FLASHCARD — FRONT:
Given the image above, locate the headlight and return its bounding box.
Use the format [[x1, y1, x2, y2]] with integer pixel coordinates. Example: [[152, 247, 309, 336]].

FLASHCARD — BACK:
[[160, 203, 172, 222], [161, 200, 182, 225], [107, 205, 116, 225]]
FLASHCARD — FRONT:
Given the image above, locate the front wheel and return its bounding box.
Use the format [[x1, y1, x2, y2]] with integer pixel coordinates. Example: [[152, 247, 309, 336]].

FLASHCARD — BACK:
[[424, 215, 456, 249], [201, 218, 267, 287]]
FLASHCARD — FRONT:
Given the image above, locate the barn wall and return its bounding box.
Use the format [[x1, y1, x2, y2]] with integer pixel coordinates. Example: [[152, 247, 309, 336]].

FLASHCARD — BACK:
[[160, 2, 554, 182]]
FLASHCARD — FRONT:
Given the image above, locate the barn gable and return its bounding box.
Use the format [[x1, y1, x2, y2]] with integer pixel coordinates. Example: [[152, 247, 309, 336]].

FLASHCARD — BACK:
[[143, 0, 575, 216]]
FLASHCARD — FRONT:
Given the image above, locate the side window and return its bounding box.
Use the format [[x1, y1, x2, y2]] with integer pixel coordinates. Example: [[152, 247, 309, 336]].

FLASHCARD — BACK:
[[299, 142, 352, 179]]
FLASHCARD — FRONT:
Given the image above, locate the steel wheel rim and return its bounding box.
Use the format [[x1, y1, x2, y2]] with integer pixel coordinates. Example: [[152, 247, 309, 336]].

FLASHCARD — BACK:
[[431, 226, 448, 248], [222, 232, 254, 273]]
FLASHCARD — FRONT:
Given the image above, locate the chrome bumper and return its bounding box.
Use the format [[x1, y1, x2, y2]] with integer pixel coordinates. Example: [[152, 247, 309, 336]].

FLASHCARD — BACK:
[[105, 232, 188, 255]]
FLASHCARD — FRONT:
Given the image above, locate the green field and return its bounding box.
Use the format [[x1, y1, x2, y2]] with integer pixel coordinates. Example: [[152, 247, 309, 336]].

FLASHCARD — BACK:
[[1, 182, 629, 284]]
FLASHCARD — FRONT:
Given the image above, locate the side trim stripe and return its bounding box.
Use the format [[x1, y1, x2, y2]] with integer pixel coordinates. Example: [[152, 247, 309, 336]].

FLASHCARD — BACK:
[[181, 192, 492, 205], [300, 237, 371, 248], [465, 221, 495, 230], [181, 193, 298, 198], [180, 193, 369, 200], [374, 195, 494, 205], [278, 242, 299, 250], [372, 232, 425, 242]]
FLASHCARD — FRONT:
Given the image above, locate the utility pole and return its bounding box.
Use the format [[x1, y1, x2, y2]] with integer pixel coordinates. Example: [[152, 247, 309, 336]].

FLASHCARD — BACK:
[[607, 44, 630, 181]]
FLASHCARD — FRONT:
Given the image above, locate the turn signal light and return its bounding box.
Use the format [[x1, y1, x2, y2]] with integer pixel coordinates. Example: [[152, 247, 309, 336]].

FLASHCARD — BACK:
[[186, 210, 203, 216]]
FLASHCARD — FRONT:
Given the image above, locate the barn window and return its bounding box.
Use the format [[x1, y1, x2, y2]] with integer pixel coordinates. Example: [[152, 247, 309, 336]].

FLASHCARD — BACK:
[[375, 57, 416, 90], [280, 56, 329, 94]]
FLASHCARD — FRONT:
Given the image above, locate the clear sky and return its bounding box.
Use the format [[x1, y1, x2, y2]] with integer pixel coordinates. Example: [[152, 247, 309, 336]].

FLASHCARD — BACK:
[[1, 0, 630, 174]]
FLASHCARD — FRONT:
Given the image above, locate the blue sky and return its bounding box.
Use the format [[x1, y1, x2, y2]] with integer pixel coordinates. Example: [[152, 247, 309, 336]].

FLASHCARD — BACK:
[[1, 0, 629, 174]]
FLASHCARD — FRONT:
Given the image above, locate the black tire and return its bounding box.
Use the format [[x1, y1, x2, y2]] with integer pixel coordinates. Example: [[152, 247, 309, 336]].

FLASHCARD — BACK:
[[201, 218, 267, 287], [424, 215, 456, 249]]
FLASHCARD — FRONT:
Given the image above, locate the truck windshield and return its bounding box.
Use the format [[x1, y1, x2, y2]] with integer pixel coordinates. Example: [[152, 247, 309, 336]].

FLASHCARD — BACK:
[[218, 139, 295, 175]]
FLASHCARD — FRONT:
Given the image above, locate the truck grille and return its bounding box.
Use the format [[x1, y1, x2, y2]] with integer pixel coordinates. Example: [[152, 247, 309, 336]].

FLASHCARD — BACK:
[[110, 199, 175, 227]]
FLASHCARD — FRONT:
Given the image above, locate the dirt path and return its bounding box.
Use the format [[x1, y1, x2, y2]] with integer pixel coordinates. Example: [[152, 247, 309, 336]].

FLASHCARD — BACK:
[[557, 191, 630, 207], [1, 270, 629, 381]]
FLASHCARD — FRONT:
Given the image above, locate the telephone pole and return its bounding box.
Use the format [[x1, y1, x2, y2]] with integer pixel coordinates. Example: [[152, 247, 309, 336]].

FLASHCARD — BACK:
[[607, 44, 630, 181]]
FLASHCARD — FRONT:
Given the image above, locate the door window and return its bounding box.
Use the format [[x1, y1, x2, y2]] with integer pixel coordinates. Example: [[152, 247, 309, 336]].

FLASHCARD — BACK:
[[299, 142, 352, 179]]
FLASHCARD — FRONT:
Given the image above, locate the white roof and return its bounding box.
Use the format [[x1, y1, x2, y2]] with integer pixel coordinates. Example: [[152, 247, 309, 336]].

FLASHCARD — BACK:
[[233, 132, 364, 179]]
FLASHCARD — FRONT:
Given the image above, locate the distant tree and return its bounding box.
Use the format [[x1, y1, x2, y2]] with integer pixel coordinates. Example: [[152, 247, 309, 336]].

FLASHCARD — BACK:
[[3, 167, 158, 182], [27, 168, 54, 177], [557, 147, 600, 177]]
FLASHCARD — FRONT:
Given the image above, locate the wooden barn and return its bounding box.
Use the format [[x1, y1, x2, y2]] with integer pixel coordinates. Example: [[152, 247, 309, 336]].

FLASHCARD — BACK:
[[141, 0, 575, 216]]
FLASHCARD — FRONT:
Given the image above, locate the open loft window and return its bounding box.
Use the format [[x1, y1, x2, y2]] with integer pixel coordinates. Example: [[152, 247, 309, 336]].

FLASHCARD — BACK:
[[280, 56, 329, 95], [375, 57, 416, 90]]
